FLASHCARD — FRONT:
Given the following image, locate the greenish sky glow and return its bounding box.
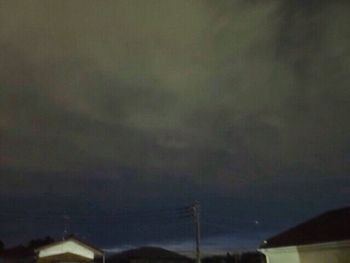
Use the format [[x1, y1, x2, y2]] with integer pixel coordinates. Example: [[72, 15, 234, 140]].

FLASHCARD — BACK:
[[0, 0, 349, 251]]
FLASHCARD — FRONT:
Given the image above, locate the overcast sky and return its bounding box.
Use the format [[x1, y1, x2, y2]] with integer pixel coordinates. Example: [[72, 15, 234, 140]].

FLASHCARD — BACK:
[[0, 0, 349, 253]]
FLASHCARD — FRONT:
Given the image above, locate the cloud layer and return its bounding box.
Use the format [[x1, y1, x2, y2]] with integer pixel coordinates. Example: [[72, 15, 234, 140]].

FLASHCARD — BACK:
[[0, 0, 350, 248]]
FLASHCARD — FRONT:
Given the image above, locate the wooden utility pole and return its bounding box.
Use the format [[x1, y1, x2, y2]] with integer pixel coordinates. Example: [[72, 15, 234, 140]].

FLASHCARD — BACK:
[[192, 201, 201, 263]]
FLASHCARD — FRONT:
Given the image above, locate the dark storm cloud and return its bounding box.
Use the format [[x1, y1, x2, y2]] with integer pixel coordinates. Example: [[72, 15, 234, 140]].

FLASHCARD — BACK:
[[1, 0, 350, 248]]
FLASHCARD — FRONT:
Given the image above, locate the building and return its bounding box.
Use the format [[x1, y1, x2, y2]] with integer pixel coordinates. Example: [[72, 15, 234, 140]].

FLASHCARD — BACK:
[[35, 236, 104, 263], [106, 247, 192, 263], [258, 206, 350, 263]]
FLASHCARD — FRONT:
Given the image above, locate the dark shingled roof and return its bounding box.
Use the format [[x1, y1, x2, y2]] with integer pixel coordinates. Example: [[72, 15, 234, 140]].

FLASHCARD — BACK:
[[107, 247, 191, 263], [260, 206, 350, 249]]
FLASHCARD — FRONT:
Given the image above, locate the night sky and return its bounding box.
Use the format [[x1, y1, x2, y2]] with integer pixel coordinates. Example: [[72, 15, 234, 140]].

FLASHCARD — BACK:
[[0, 0, 350, 254]]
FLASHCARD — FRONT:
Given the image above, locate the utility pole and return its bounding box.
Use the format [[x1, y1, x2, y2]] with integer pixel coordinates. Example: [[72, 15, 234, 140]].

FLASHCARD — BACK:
[[192, 201, 201, 263]]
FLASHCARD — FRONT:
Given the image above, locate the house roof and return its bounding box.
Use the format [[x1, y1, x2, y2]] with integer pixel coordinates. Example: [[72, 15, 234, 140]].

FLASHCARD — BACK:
[[35, 235, 104, 256], [260, 206, 350, 249], [107, 247, 191, 262]]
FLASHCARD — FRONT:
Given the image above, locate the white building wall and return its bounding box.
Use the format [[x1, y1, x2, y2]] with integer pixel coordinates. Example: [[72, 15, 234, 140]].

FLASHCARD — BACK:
[[298, 241, 350, 263], [260, 246, 300, 263], [260, 240, 350, 263]]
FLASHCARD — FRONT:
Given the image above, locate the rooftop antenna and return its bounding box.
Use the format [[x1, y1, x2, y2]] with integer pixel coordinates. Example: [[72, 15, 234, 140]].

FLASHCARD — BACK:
[[62, 214, 71, 240]]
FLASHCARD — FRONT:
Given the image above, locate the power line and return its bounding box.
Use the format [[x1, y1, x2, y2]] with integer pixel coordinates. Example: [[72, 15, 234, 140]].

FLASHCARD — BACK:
[[201, 221, 239, 232], [0, 206, 191, 219], [0, 204, 193, 227]]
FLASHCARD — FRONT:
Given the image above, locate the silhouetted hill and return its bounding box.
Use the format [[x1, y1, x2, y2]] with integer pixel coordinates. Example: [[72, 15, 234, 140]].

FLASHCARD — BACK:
[[107, 247, 192, 263]]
